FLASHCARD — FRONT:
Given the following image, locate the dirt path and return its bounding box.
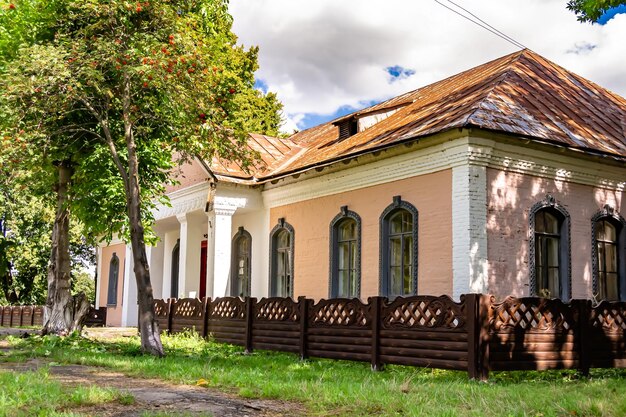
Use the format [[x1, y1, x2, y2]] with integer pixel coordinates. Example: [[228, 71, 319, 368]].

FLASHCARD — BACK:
[[0, 329, 305, 417]]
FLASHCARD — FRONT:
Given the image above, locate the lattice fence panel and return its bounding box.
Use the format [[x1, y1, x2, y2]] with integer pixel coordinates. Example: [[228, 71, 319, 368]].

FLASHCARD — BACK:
[[153, 300, 170, 319], [590, 301, 626, 332], [255, 298, 299, 322], [382, 295, 465, 330], [210, 297, 245, 320], [490, 297, 576, 331], [309, 298, 370, 327], [172, 298, 204, 319]]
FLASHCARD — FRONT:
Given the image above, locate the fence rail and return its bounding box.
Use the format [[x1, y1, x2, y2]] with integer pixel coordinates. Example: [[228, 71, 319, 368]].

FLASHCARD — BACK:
[[153, 294, 626, 380], [0, 305, 107, 328]]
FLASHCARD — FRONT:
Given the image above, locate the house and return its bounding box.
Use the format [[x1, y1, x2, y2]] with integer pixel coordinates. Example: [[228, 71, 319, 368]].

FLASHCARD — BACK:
[[95, 49, 626, 327]]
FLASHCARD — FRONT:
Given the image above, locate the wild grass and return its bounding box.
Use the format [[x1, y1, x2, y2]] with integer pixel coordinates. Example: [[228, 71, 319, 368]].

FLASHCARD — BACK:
[[0, 366, 133, 416], [4, 331, 626, 417]]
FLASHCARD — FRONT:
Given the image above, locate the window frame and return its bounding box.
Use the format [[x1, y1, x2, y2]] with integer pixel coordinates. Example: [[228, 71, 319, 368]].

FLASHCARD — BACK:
[[379, 196, 418, 298], [528, 195, 571, 300], [591, 205, 626, 301], [268, 218, 295, 298], [230, 226, 252, 297], [329, 206, 362, 298], [107, 253, 119, 306]]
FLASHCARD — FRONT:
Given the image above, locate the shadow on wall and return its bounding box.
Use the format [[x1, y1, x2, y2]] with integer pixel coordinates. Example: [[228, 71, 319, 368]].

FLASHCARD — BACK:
[[486, 167, 622, 300]]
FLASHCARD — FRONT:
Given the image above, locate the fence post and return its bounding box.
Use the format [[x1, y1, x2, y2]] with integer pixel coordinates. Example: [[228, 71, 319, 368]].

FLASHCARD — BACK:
[[467, 293, 490, 380], [244, 297, 255, 354], [298, 296, 309, 360], [167, 298, 175, 334], [18, 306, 23, 327], [30, 305, 35, 326], [9, 306, 13, 327], [576, 299, 591, 376], [202, 298, 211, 339], [370, 296, 384, 371]]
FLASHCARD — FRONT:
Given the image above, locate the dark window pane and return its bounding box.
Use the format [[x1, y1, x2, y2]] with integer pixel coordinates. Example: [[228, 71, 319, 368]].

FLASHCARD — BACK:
[[339, 219, 356, 241], [390, 266, 402, 295], [403, 266, 411, 294], [402, 212, 413, 233], [605, 273, 619, 301], [535, 211, 545, 233], [545, 212, 559, 234], [547, 237, 559, 267], [390, 213, 403, 235], [390, 237, 401, 267], [403, 236, 413, 266], [605, 221, 616, 242]]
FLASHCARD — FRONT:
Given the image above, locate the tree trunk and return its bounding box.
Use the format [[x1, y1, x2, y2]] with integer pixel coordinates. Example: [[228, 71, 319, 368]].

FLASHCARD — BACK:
[[122, 77, 164, 356], [126, 147, 165, 356], [43, 162, 90, 335]]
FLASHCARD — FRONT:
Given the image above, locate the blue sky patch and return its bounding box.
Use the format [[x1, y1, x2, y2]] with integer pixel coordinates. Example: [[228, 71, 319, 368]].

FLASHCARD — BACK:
[[597, 5, 626, 24], [296, 100, 380, 131], [386, 65, 416, 82], [254, 78, 269, 93]]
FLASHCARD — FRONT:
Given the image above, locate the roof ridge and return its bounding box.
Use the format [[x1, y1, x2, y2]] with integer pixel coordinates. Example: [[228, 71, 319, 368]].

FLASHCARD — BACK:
[[463, 49, 527, 127]]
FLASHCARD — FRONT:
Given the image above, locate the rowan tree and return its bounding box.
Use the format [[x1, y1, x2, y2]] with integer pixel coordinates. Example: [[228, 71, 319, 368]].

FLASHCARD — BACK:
[[1, 0, 281, 355]]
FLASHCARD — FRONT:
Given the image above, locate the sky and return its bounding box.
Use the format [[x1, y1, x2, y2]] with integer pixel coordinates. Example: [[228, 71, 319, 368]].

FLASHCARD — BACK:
[[228, 0, 626, 133]]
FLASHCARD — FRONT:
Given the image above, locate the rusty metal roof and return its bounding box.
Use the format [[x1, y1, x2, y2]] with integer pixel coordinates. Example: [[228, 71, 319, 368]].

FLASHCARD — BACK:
[[212, 49, 626, 183]]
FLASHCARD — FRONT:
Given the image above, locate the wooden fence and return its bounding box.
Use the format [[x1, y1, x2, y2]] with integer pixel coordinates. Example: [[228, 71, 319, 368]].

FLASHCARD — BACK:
[[153, 294, 626, 380], [0, 305, 107, 328]]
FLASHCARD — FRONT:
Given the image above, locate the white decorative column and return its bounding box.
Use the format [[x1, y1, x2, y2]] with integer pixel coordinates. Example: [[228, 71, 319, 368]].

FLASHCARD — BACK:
[[212, 206, 235, 297], [176, 213, 189, 298], [121, 245, 138, 326], [446, 137, 491, 299], [95, 245, 103, 308], [205, 211, 216, 299]]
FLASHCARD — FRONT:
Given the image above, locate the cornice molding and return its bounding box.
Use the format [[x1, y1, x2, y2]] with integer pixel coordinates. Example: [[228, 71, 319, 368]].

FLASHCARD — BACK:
[[262, 135, 625, 209]]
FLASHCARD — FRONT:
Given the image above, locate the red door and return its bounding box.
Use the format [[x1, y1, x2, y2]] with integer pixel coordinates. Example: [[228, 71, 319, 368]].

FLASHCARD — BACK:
[[200, 240, 207, 299]]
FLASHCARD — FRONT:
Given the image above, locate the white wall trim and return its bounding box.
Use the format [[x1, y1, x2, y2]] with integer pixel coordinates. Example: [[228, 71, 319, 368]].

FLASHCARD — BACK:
[[262, 135, 624, 209], [155, 184, 209, 220]]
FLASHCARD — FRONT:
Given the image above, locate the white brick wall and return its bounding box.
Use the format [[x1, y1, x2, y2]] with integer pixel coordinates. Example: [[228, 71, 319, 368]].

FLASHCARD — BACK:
[[451, 159, 489, 299]]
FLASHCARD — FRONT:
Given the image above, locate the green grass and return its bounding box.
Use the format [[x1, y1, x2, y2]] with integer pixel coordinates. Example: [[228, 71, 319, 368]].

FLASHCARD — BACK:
[[3, 332, 626, 416], [0, 366, 133, 416]]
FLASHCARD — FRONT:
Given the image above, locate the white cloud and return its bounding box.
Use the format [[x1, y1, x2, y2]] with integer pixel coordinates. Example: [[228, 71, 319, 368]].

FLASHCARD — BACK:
[[229, 0, 626, 130]]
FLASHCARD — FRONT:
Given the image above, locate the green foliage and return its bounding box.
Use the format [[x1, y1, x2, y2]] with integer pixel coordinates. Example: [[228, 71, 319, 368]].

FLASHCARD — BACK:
[[0, 0, 283, 246], [7, 333, 626, 417], [567, 0, 626, 22]]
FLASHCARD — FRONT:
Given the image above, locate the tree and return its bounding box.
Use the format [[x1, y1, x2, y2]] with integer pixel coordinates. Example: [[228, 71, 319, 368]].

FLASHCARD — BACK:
[[0, 0, 95, 334], [1, 0, 281, 355], [567, 0, 626, 22]]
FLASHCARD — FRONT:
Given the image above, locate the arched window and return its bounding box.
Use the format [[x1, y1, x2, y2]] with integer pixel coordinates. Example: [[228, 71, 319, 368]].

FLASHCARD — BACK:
[[107, 253, 119, 306], [380, 196, 418, 298], [592, 206, 626, 301], [170, 239, 180, 298], [269, 219, 294, 297], [529, 195, 571, 299], [231, 227, 252, 297], [329, 207, 361, 298]]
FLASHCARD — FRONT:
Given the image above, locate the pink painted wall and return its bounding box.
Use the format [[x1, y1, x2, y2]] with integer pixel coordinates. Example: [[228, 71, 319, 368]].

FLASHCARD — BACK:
[[486, 168, 623, 299], [99, 244, 126, 326], [270, 170, 453, 300]]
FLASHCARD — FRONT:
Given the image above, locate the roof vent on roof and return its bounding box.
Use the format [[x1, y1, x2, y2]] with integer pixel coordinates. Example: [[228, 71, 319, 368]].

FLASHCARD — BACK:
[[336, 118, 358, 140]]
